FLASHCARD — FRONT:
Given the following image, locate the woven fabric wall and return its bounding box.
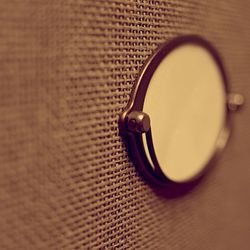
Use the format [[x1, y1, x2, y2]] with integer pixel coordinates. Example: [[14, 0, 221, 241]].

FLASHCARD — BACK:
[[0, 1, 250, 249]]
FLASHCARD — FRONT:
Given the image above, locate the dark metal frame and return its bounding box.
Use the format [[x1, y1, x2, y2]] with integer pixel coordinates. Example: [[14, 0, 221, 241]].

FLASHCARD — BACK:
[[119, 35, 240, 189]]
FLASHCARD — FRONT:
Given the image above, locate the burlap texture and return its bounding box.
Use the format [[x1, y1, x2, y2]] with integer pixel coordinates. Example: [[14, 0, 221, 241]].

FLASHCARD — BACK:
[[0, 1, 250, 249]]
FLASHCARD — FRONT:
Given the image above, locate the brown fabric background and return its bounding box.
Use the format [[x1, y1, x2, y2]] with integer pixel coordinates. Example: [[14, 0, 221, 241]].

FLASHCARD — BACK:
[[0, 1, 250, 249]]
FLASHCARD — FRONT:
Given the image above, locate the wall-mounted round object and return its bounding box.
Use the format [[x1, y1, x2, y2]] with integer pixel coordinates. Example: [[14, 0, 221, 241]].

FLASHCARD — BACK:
[[119, 35, 244, 188]]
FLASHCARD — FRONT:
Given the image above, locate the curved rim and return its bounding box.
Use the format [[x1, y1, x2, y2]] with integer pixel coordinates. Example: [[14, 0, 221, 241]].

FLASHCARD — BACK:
[[119, 35, 231, 188]]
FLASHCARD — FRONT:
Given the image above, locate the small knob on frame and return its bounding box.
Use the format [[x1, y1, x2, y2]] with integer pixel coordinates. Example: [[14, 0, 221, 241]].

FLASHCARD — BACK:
[[227, 93, 245, 111], [127, 111, 151, 133]]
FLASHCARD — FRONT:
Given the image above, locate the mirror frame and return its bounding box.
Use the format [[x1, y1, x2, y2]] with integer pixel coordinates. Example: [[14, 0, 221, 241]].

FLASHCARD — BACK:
[[119, 35, 233, 188]]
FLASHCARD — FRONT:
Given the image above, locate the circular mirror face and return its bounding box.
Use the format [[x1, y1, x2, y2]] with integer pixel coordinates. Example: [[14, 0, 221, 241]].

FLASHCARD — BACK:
[[143, 43, 227, 183]]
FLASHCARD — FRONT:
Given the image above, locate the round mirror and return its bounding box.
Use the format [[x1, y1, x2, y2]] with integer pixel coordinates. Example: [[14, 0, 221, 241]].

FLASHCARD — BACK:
[[143, 44, 226, 183], [119, 36, 242, 187]]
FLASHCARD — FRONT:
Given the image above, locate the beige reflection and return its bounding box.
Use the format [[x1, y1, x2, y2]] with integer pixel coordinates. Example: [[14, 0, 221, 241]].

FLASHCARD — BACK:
[[143, 44, 226, 182]]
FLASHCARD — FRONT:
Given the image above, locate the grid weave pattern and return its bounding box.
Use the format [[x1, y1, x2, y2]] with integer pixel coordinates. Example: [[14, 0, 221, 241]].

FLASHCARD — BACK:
[[0, 1, 250, 249]]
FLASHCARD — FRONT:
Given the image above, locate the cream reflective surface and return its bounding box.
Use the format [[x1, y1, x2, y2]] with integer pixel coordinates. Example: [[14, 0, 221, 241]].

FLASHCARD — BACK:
[[143, 44, 226, 183]]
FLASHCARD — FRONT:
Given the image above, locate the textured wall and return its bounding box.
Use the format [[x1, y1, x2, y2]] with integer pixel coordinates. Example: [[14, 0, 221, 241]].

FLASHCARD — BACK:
[[0, 1, 250, 249]]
